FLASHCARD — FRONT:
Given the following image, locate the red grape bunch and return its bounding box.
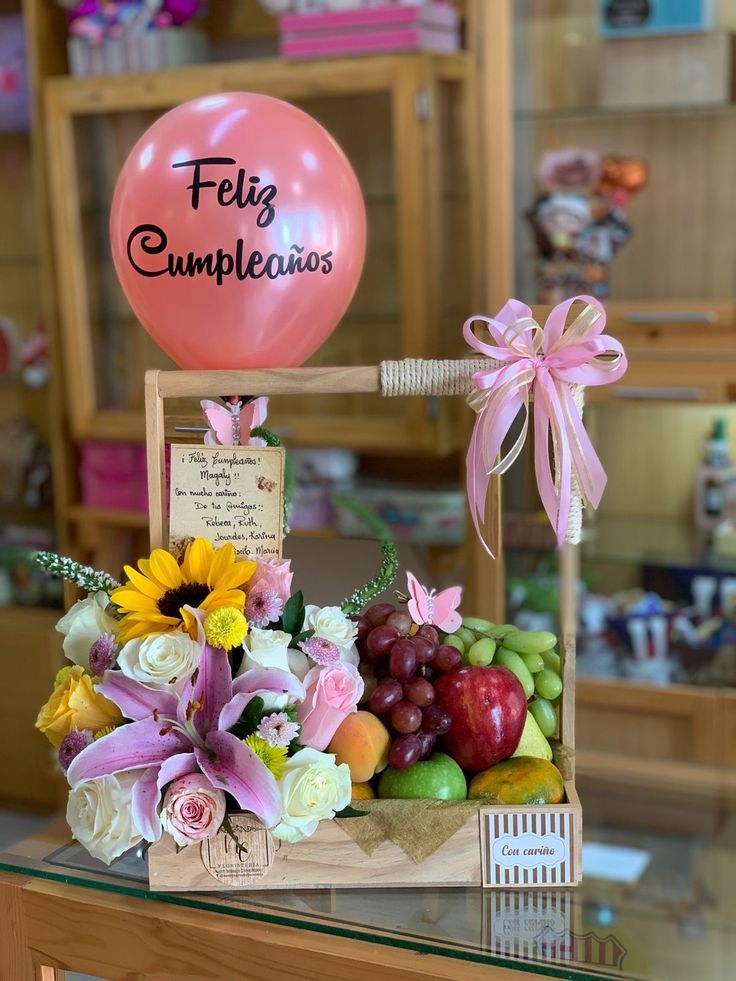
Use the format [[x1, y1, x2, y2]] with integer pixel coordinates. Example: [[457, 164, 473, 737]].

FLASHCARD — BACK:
[[352, 602, 462, 771]]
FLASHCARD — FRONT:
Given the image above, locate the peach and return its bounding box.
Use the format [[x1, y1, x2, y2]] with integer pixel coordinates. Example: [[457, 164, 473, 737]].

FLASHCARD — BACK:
[[328, 710, 391, 782]]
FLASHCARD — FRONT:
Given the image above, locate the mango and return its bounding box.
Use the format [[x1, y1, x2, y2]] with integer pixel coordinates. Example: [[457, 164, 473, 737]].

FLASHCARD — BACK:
[[351, 781, 376, 800], [468, 757, 564, 805], [328, 711, 391, 783]]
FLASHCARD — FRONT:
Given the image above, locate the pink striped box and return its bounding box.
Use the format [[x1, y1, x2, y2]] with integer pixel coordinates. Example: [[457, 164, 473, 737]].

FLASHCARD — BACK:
[[279, 2, 460, 60], [79, 440, 170, 514]]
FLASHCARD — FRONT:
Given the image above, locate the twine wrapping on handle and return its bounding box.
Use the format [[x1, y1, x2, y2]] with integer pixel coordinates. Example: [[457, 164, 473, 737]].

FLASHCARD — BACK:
[[380, 358, 490, 397]]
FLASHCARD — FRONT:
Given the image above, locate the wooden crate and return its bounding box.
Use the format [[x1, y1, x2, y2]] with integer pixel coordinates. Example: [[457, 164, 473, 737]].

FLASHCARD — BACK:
[[144, 364, 582, 890]]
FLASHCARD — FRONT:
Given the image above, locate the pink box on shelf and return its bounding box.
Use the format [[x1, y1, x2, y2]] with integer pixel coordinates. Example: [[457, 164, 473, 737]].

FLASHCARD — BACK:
[[79, 441, 170, 514], [279, 2, 460, 60]]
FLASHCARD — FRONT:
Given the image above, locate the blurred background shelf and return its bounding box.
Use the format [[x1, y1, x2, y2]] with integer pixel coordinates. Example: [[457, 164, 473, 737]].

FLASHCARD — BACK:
[[515, 101, 736, 121], [505, 0, 736, 827]]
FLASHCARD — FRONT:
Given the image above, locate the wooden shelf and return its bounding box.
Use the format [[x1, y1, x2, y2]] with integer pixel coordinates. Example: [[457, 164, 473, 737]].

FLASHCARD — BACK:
[[0, 503, 54, 525], [45, 51, 471, 115], [66, 504, 148, 529], [516, 100, 736, 122]]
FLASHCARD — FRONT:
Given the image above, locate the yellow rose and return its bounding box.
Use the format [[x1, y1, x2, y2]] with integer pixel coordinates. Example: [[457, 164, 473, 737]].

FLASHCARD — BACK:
[[36, 666, 122, 748]]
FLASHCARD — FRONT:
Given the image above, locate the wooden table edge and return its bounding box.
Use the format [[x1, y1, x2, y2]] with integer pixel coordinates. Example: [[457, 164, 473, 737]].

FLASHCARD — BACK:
[[0, 870, 558, 981]]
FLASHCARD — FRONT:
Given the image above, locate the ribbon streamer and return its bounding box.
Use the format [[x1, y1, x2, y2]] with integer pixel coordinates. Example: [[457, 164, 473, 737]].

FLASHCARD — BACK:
[[464, 295, 627, 556]]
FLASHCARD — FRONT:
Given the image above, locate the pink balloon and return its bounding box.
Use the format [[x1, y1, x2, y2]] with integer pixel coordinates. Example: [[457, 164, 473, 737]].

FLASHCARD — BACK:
[[110, 92, 366, 369]]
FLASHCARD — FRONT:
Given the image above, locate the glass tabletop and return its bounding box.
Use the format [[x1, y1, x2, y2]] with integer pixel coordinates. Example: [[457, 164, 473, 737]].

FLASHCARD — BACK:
[[1, 812, 734, 980]]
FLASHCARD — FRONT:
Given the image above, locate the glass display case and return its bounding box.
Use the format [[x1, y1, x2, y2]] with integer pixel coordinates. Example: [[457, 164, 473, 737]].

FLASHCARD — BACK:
[[2, 811, 735, 979]]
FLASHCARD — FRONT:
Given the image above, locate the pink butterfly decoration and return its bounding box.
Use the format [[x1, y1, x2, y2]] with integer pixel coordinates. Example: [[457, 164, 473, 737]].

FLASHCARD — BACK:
[[406, 571, 463, 633], [201, 397, 269, 447]]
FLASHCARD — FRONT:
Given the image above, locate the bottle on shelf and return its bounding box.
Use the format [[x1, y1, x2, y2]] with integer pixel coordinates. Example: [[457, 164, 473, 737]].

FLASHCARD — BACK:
[[694, 418, 736, 545]]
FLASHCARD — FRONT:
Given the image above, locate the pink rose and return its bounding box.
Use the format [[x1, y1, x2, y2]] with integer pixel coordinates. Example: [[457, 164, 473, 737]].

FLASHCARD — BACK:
[[248, 557, 293, 606], [160, 773, 226, 847], [297, 663, 364, 751]]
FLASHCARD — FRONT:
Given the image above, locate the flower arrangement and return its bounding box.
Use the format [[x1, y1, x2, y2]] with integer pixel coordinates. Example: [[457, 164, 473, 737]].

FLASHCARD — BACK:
[[35, 538, 382, 864], [35, 526, 571, 870], [57, 2, 206, 45]]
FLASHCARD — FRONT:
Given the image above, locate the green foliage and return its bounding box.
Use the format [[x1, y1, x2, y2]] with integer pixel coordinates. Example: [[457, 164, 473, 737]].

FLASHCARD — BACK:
[[334, 804, 370, 819], [282, 590, 306, 635], [335, 496, 398, 615], [228, 695, 265, 741], [250, 425, 294, 533], [34, 551, 120, 594]]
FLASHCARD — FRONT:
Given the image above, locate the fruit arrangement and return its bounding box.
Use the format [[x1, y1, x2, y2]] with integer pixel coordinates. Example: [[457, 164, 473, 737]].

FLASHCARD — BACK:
[[327, 587, 567, 807]]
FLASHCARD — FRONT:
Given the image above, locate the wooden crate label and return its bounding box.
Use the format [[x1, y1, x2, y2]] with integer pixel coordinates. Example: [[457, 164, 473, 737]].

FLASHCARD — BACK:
[[201, 815, 276, 885], [480, 810, 575, 887], [169, 444, 285, 558]]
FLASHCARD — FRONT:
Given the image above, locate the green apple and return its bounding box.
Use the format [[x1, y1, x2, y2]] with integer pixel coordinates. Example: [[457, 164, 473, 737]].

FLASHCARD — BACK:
[[377, 752, 467, 800], [512, 711, 553, 762]]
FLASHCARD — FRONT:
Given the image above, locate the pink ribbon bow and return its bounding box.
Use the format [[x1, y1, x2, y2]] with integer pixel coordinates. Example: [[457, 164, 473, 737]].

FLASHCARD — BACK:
[[464, 295, 627, 555]]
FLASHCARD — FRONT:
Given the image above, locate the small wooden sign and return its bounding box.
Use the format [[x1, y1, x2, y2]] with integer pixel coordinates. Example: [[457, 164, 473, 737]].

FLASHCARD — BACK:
[[169, 444, 285, 558], [201, 814, 275, 886], [480, 808, 577, 888]]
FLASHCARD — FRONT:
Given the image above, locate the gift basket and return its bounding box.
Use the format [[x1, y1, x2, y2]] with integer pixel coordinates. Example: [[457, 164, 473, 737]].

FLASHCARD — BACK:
[[34, 93, 626, 890]]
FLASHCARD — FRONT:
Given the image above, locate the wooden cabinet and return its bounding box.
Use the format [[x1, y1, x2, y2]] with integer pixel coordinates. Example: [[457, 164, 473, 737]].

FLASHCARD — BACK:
[[721, 690, 736, 768], [0, 607, 65, 811], [575, 678, 736, 833], [576, 678, 721, 765]]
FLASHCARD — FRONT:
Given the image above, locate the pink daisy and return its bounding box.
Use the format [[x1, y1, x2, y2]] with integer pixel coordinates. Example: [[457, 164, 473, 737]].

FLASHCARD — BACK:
[[256, 712, 300, 749], [246, 582, 284, 628], [58, 729, 93, 773], [89, 633, 119, 675], [299, 635, 341, 666]]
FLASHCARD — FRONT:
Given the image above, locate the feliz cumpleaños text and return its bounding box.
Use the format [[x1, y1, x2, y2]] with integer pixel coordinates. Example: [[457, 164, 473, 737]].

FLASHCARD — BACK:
[[126, 157, 334, 285]]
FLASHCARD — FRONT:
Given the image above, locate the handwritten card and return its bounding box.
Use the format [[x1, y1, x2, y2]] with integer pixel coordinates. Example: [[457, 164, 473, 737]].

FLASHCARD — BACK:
[[169, 444, 284, 558]]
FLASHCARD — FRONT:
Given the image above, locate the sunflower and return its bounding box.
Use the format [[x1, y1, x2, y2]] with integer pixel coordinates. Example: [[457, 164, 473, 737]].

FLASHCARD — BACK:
[[111, 539, 256, 643]]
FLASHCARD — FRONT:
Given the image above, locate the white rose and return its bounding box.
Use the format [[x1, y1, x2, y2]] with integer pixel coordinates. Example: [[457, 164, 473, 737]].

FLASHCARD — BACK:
[[66, 772, 143, 865], [118, 632, 200, 688], [56, 591, 117, 671], [238, 628, 295, 710], [241, 627, 292, 672], [287, 648, 309, 681], [303, 606, 359, 666], [272, 747, 351, 844]]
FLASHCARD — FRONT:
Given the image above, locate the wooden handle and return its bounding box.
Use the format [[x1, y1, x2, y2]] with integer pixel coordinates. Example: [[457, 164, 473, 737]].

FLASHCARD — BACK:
[[152, 367, 381, 399]]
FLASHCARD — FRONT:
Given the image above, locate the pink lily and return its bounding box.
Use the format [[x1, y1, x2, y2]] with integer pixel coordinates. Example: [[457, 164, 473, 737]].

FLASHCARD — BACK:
[[66, 643, 304, 842]]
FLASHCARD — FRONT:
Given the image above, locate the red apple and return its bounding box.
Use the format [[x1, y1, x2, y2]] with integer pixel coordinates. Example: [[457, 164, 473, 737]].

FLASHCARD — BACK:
[[433, 666, 526, 772]]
